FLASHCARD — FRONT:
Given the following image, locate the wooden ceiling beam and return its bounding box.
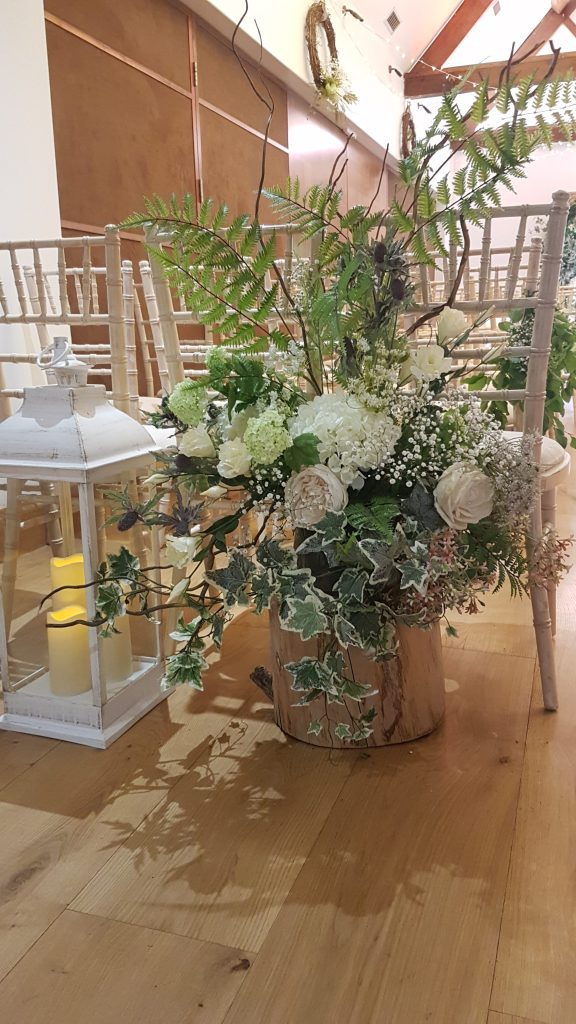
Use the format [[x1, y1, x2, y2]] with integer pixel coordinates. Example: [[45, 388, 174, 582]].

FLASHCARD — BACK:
[[404, 50, 576, 97], [514, 0, 576, 60], [411, 0, 494, 72]]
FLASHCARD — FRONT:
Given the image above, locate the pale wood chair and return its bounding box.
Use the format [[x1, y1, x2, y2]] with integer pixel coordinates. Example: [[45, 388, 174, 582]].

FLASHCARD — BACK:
[[410, 192, 571, 710], [140, 222, 304, 395], [0, 227, 134, 415], [0, 230, 153, 633], [418, 232, 544, 308]]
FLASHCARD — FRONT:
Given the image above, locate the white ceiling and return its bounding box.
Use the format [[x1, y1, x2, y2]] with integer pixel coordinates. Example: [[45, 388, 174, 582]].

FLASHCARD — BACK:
[[352, 0, 461, 70]]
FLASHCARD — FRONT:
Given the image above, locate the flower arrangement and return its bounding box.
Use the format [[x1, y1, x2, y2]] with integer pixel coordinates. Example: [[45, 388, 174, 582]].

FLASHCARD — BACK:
[[85, 57, 575, 743]]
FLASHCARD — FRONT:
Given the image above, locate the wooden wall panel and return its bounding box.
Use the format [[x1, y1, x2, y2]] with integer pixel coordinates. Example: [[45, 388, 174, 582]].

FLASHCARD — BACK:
[[347, 139, 387, 211], [200, 107, 289, 220], [46, 23, 196, 227], [288, 95, 396, 217], [196, 25, 288, 147], [45, 0, 191, 90], [288, 95, 349, 204]]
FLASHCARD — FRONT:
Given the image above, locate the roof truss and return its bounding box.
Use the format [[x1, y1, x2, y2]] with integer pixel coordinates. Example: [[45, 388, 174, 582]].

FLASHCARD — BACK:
[[406, 1, 576, 98]]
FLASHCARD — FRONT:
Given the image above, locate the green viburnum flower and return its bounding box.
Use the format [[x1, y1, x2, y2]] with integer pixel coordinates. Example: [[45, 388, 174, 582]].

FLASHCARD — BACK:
[[243, 408, 292, 465], [167, 381, 208, 426], [205, 346, 230, 382]]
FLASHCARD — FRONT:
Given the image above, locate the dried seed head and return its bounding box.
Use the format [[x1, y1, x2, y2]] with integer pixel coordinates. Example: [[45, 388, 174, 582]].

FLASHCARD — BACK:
[[117, 509, 139, 532], [373, 241, 386, 265], [390, 278, 406, 300]]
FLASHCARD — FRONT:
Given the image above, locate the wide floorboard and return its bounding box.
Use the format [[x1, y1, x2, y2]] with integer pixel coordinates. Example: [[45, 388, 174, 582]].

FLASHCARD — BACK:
[[0, 453, 575, 1023]]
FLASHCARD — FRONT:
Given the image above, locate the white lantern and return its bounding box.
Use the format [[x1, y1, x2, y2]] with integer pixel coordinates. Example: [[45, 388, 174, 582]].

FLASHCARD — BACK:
[[0, 339, 166, 747]]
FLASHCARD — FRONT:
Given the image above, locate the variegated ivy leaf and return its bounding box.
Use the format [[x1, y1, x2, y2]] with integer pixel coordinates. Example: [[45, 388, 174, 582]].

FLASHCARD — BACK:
[[294, 532, 325, 556], [251, 570, 275, 613], [211, 612, 227, 648], [167, 577, 190, 605], [334, 605, 380, 649], [256, 538, 295, 570], [402, 483, 444, 531], [336, 568, 368, 603], [358, 538, 394, 587], [169, 615, 202, 643], [108, 546, 140, 583], [399, 561, 429, 595], [95, 581, 125, 622], [278, 567, 318, 602], [283, 597, 329, 641], [339, 676, 378, 702], [314, 511, 348, 543], [285, 656, 329, 692], [161, 649, 207, 692], [334, 723, 352, 740], [206, 550, 255, 607], [307, 719, 323, 737]]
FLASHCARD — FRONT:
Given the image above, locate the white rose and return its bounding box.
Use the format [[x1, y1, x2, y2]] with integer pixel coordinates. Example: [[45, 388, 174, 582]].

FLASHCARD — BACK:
[[178, 425, 216, 458], [285, 465, 348, 528], [434, 462, 495, 531], [437, 307, 468, 344], [217, 437, 252, 479], [165, 534, 199, 569], [409, 344, 452, 382], [228, 406, 258, 440]]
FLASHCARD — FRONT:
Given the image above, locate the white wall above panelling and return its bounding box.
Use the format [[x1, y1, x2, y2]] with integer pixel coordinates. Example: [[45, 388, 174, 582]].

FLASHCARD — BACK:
[[355, 0, 461, 68], [184, 0, 417, 157], [0, 0, 63, 396]]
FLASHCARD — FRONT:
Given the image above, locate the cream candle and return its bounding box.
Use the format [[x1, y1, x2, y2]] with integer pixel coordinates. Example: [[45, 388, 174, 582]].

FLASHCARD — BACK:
[[50, 554, 85, 610], [102, 613, 133, 685], [47, 605, 92, 696]]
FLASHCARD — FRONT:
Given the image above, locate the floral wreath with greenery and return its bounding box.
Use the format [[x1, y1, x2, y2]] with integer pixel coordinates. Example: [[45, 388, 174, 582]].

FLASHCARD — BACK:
[[305, 1, 357, 111]]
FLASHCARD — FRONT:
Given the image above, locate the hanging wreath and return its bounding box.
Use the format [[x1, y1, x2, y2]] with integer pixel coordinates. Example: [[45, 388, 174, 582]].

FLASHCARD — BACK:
[[401, 104, 416, 159], [305, 2, 357, 111]]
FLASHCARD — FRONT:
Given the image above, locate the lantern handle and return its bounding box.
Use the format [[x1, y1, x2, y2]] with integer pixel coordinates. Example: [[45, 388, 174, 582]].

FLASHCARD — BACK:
[[36, 336, 90, 387], [36, 336, 73, 370]]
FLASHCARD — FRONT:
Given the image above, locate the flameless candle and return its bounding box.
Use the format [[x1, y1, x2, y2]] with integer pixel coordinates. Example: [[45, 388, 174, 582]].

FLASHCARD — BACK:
[[102, 613, 133, 685], [47, 605, 91, 696], [50, 554, 85, 611]]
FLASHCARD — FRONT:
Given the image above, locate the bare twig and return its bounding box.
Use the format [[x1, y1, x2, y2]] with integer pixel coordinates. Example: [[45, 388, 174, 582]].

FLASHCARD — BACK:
[[366, 144, 389, 216], [231, 3, 274, 224]]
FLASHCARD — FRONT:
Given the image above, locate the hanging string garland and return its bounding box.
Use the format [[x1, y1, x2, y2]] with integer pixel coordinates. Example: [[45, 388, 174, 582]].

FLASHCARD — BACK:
[[401, 104, 416, 158], [305, 1, 357, 111]]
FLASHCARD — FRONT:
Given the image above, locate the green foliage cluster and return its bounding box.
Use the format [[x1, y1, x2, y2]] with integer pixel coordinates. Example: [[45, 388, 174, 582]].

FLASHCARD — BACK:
[[467, 308, 576, 449]]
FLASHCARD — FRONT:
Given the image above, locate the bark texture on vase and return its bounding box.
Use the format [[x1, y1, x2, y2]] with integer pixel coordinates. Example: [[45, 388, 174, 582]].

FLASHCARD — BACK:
[[269, 608, 446, 748]]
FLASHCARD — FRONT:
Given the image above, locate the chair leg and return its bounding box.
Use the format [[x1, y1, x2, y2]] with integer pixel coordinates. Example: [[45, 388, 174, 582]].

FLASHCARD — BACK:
[[541, 486, 557, 636], [530, 580, 558, 710], [2, 479, 23, 637]]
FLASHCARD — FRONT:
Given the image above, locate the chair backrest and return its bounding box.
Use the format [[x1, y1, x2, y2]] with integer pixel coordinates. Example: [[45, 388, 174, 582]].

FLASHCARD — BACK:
[[0, 226, 132, 416], [410, 191, 570, 447], [412, 208, 547, 309], [141, 222, 301, 393]]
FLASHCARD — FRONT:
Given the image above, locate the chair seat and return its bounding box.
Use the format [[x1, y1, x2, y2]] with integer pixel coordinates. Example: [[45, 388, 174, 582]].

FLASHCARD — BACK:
[[502, 431, 571, 484]]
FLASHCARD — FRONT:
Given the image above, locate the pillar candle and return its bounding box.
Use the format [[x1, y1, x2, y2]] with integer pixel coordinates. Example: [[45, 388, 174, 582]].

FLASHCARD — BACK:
[[50, 554, 85, 611], [47, 605, 92, 696], [102, 613, 133, 685]]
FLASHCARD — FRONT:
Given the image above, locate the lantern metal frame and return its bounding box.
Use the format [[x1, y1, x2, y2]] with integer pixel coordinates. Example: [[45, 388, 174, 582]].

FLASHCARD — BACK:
[[0, 361, 166, 748]]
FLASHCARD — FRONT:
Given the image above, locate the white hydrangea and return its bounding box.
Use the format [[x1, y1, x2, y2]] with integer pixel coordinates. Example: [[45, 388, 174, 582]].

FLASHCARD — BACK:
[[289, 392, 400, 487]]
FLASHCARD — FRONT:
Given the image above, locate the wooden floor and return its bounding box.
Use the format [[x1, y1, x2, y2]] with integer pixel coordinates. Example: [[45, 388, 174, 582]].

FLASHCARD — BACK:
[[0, 454, 575, 1023]]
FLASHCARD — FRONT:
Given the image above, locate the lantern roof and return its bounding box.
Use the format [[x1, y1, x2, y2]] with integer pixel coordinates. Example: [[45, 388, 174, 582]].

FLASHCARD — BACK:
[[0, 385, 158, 482]]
